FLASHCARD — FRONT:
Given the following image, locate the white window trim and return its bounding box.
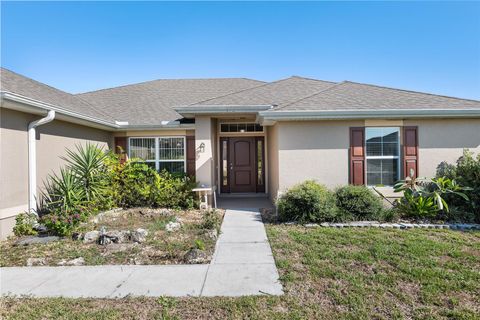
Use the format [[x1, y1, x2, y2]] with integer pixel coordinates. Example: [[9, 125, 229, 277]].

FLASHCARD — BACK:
[[128, 136, 186, 173], [365, 127, 400, 186], [218, 122, 264, 134]]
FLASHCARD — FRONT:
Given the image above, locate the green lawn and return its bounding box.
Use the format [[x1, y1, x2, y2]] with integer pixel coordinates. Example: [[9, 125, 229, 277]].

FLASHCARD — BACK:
[[2, 227, 479, 320]]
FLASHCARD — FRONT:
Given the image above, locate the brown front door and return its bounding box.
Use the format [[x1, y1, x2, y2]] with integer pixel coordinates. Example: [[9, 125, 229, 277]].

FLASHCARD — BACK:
[[220, 136, 265, 193], [229, 137, 256, 193]]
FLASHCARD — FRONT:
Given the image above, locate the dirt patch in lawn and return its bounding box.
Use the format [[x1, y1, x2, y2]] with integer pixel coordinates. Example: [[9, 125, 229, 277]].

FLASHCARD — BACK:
[[0, 208, 224, 267]]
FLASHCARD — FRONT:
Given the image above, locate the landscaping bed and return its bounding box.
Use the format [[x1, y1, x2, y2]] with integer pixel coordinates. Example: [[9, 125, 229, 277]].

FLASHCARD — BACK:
[[2, 226, 479, 319], [0, 208, 224, 267]]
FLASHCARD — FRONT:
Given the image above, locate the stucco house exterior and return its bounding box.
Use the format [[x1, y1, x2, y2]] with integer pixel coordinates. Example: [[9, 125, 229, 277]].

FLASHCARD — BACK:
[[1, 67, 480, 238]]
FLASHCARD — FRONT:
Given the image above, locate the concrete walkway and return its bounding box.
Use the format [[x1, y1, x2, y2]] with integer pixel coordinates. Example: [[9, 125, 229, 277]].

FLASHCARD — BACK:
[[0, 207, 283, 298]]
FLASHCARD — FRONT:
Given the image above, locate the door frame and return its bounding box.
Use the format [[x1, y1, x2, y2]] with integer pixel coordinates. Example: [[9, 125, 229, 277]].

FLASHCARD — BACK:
[[218, 135, 267, 194]]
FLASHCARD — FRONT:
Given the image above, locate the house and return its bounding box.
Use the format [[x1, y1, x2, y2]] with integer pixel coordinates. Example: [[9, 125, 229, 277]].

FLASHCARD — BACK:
[[1, 67, 480, 238]]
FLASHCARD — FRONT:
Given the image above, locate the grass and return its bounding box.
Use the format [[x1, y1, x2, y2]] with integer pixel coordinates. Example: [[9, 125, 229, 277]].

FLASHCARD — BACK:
[[1, 226, 479, 319], [0, 208, 224, 266]]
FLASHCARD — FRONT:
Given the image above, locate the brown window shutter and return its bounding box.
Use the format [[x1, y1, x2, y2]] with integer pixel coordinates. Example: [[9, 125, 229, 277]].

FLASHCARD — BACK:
[[114, 137, 127, 154], [349, 127, 365, 185], [403, 126, 418, 179], [114, 137, 128, 163], [186, 136, 196, 177]]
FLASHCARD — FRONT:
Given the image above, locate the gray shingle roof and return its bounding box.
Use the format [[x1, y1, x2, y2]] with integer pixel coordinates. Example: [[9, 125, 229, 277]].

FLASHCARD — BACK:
[[2, 67, 479, 126], [277, 81, 480, 111], [77, 78, 265, 125], [191, 76, 337, 107], [0, 68, 116, 123]]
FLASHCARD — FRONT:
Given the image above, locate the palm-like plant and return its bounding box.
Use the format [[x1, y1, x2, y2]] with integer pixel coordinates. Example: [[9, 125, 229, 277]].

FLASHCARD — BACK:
[[42, 167, 85, 212], [62, 143, 108, 202]]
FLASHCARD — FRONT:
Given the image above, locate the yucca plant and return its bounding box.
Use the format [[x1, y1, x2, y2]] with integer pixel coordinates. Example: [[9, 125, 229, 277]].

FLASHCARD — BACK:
[[42, 167, 85, 212], [62, 143, 109, 202]]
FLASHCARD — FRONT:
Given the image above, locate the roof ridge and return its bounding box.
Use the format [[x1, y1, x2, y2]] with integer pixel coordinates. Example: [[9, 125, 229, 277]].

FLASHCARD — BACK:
[[273, 81, 348, 110], [290, 75, 337, 84], [344, 80, 480, 103], [186, 76, 302, 106], [187, 76, 337, 106], [76, 77, 265, 96]]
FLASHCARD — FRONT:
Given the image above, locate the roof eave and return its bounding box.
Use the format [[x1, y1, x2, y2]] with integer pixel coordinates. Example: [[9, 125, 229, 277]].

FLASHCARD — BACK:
[[174, 105, 273, 118], [116, 123, 196, 131], [258, 108, 480, 124], [1, 91, 120, 130]]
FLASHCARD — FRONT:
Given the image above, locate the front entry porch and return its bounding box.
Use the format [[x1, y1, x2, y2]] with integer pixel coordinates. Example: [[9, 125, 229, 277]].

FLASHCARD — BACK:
[[193, 117, 270, 201], [219, 136, 265, 194]]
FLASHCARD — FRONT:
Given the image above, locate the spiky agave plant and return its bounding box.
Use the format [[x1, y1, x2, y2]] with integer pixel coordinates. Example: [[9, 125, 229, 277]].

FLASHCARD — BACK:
[[62, 143, 109, 202], [42, 167, 85, 212]]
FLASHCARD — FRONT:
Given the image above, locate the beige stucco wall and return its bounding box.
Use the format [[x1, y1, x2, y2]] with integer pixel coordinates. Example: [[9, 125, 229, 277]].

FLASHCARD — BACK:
[[0, 107, 112, 239], [195, 116, 214, 187], [266, 124, 279, 201], [276, 120, 364, 195], [404, 118, 480, 177], [274, 118, 480, 197]]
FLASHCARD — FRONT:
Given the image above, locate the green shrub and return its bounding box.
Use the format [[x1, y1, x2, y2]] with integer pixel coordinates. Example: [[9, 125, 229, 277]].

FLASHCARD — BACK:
[[13, 212, 38, 236], [379, 208, 401, 222], [62, 143, 111, 207], [200, 209, 221, 231], [41, 167, 85, 213], [277, 180, 338, 223], [155, 171, 197, 209], [38, 144, 113, 236], [40, 207, 88, 236], [335, 185, 384, 221], [394, 175, 470, 220], [436, 150, 480, 222], [115, 160, 161, 208], [194, 239, 206, 250]]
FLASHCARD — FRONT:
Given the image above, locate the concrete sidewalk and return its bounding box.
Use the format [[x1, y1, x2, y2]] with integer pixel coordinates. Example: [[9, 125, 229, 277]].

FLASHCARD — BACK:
[[0, 208, 283, 298]]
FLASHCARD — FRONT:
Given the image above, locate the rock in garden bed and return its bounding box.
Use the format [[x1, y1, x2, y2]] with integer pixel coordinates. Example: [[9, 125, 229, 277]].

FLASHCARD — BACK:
[[165, 221, 182, 232], [15, 236, 60, 246], [131, 228, 148, 243], [83, 231, 100, 244], [26, 257, 46, 266], [184, 249, 209, 264], [57, 257, 85, 266], [99, 230, 131, 244], [2, 207, 225, 267]]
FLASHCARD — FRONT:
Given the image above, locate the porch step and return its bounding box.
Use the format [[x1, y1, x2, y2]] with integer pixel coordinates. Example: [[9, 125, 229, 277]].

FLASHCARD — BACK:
[[218, 193, 269, 198]]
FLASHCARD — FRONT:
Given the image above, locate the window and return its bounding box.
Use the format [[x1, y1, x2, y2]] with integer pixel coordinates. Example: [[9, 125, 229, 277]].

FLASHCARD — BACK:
[[222, 140, 228, 186], [129, 138, 156, 168], [365, 127, 400, 186], [257, 139, 264, 186], [220, 123, 263, 133], [128, 137, 185, 173]]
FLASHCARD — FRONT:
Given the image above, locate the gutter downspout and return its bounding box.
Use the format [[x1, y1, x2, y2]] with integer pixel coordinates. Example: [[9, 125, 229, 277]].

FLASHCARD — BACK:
[[28, 110, 55, 214]]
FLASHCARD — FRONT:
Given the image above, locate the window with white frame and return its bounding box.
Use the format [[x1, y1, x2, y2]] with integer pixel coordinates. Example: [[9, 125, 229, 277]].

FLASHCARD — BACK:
[[365, 127, 400, 186], [128, 137, 185, 173]]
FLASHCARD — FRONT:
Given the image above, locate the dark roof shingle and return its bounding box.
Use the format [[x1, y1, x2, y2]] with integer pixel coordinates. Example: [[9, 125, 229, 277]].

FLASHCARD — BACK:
[[77, 78, 265, 125], [278, 81, 480, 111], [0, 68, 116, 123], [192, 76, 337, 107]]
